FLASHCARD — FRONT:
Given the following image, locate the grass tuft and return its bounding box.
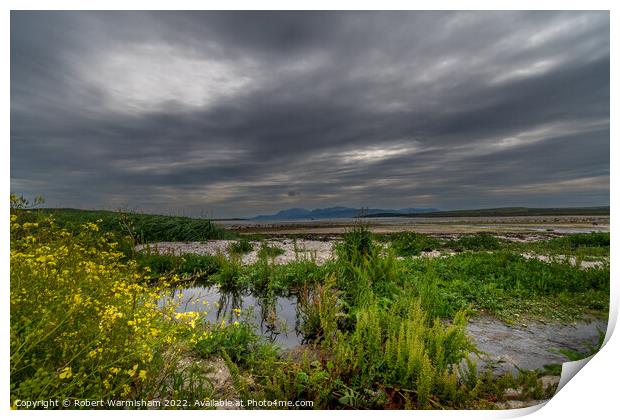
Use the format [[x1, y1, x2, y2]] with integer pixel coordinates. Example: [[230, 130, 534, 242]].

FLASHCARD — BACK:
[[391, 232, 440, 256]]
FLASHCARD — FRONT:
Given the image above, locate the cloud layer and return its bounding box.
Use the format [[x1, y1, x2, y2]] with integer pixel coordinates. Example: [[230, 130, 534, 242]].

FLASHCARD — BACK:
[[11, 11, 609, 217]]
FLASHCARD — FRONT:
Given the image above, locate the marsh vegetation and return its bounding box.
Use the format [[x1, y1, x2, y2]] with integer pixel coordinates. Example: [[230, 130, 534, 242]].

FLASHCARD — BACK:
[[10, 202, 609, 409]]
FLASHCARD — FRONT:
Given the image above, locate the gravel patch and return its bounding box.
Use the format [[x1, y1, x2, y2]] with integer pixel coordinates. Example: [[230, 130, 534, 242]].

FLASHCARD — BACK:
[[520, 253, 608, 269], [136, 241, 608, 269]]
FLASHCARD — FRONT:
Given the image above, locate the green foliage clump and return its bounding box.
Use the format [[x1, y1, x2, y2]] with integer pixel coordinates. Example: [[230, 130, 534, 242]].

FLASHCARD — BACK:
[[228, 239, 254, 255], [336, 224, 377, 264], [332, 300, 472, 408], [536, 232, 611, 257], [136, 250, 221, 278], [259, 288, 475, 408], [37, 208, 230, 243], [257, 243, 285, 259], [195, 321, 262, 366], [391, 232, 441, 256], [558, 232, 609, 249], [253, 229, 484, 409], [212, 254, 248, 292], [297, 275, 345, 343]]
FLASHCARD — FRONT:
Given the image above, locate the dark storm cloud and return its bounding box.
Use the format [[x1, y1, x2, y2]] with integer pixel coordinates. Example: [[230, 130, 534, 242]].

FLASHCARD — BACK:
[[10, 11, 609, 217]]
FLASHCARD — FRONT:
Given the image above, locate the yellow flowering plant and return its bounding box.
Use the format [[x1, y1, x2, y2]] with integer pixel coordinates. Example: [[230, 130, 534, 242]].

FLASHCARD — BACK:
[[10, 209, 214, 406]]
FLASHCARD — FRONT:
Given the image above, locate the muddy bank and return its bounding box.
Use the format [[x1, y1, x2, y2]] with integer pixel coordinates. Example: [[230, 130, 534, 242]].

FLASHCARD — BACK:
[[467, 317, 607, 374], [214, 215, 609, 235]]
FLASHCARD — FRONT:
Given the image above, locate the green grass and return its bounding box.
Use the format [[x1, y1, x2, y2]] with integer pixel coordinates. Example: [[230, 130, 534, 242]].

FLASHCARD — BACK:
[[242, 228, 480, 408], [137, 230, 610, 324], [390, 232, 441, 256], [135, 249, 222, 278], [386, 231, 609, 260], [403, 251, 609, 321], [243, 226, 576, 408], [228, 239, 254, 255], [515, 232, 610, 258], [34, 208, 231, 243], [257, 243, 285, 259]]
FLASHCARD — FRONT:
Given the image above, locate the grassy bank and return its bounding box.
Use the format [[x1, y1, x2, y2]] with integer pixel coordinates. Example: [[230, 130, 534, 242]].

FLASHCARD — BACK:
[[34, 208, 231, 243], [386, 231, 609, 257]]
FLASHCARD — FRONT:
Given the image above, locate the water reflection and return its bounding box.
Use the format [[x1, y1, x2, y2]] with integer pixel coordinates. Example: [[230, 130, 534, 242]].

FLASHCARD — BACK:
[[161, 285, 303, 348]]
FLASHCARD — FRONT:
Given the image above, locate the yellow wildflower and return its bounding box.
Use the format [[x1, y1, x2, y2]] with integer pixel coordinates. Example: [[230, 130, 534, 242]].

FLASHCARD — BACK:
[[59, 366, 72, 379], [127, 364, 138, 377]]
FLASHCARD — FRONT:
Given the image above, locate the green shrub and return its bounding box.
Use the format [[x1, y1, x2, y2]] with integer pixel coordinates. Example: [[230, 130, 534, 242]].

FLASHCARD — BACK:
[[136, 250, 221, 278], [136, 250, 183, 274], [35, 208, 230, 243], [391, 232, 440, 256], [336, 224, 377, 264], [543, 232, 610, 252], [562, 232, 609, 248], [228, 239, 254, 255], [195, 322, 259, 366], [212, 255, 248, 292], [297, 275, 344, 343]]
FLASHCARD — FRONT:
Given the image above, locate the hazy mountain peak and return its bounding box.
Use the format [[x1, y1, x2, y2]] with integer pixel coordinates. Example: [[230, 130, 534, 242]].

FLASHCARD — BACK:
[[250, 206, 439, 220]]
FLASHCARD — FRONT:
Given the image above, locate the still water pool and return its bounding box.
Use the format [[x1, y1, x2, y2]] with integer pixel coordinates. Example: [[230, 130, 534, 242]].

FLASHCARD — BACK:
[[160, 285, 303, 348]]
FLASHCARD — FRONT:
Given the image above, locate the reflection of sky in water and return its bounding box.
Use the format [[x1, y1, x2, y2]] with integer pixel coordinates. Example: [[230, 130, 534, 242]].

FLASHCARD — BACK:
[[160, 286, 302, 348]]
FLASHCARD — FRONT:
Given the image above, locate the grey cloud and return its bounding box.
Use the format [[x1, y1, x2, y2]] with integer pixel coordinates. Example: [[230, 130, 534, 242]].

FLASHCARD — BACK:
[[10, 11, 609, 217]]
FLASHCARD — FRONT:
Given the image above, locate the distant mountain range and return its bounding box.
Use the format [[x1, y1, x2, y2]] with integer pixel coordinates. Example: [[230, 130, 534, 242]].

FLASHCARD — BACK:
[[250, 206, 439, 220]]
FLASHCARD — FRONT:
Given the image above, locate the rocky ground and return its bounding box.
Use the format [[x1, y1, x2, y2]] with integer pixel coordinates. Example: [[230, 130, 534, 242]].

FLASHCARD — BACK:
[[137, 238, 608, 269], [467, 316, 606, 374], [136, 239, 337, 265]]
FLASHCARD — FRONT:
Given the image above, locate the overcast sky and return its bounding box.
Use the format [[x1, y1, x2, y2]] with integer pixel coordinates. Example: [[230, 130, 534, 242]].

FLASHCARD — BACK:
[[11, 11, 609, 218]]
